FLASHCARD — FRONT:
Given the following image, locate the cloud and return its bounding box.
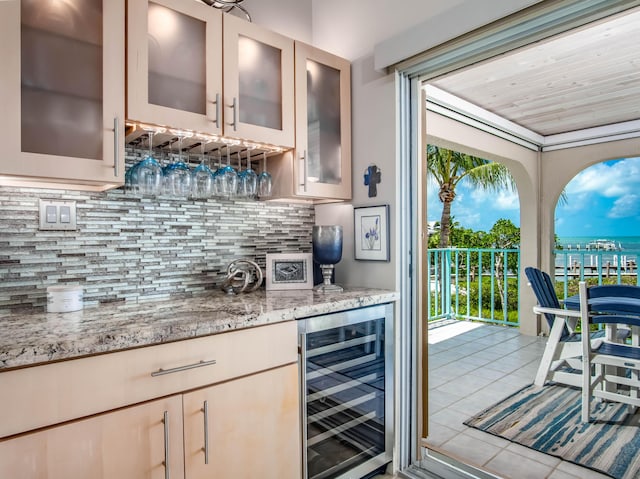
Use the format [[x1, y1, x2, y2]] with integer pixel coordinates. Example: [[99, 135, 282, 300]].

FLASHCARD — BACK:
[[470, 188, 520, 210], [566, 158, 640, 198], [608, 194, 640, 219]]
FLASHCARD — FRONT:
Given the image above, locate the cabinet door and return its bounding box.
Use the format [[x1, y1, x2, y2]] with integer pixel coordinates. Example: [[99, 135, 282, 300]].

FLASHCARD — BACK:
[[183, 363, 301, 479], [223, 14, 295, 148], [127, 0, 222, 135], [294, 42, 351, 200], [0, 0, 124, 189], [0, 395, 184, 479]]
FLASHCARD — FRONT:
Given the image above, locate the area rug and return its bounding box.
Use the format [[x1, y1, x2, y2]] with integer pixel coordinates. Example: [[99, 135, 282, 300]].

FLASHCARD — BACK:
[[464, 383, 640, 479]]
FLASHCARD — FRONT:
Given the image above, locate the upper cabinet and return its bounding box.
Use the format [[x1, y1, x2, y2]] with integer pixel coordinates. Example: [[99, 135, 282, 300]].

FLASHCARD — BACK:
[[271, 42, 351, 201], [0, 0, 125, 190], [222, 14, 295, 148], [127, 4, 294, 148], [127, 0, 223, 136]]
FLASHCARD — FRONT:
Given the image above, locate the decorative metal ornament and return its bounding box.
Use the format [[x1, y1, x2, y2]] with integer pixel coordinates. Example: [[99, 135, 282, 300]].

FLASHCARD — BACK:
[[221, 259, 263, 294]]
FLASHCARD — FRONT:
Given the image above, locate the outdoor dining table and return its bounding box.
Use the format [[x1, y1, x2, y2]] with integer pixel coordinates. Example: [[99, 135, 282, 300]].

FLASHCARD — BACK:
[[563, 294, 640, 316], [563, 285, 640, 345]]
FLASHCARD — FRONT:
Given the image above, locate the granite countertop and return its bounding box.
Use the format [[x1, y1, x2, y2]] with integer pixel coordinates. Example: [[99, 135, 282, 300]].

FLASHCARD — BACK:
[[0, 287, 399, 371]]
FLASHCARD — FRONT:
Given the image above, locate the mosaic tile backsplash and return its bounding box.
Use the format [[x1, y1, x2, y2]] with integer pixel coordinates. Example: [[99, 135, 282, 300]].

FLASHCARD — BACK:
[[0, 178, 314, 312]]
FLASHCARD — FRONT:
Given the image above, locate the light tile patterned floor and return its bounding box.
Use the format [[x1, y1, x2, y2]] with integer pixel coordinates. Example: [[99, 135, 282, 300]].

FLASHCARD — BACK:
[[422, 320, 611, 479]]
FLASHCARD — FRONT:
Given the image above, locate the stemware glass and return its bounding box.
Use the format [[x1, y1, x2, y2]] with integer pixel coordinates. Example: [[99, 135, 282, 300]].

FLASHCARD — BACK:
[[215, 146, 238, 199], [257, 151, 272, 198], [237, 148, 258, 198], [133, 131, 163, 196], [163, 130, 192, 198], [191, 140, 215, 199]]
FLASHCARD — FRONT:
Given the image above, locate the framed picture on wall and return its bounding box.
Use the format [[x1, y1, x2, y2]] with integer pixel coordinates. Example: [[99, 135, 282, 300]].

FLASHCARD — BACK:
[[354, 205, 390, 261], [265, 253, 314, 290]]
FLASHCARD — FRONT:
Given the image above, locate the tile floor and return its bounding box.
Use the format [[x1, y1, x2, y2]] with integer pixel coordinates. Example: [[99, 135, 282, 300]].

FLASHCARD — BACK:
[[422, 320, 610, 479]]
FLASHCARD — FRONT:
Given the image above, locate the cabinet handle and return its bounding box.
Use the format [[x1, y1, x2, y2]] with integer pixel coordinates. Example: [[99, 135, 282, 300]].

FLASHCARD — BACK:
[[230, 97, 237, 131], [203, 400, 210, 464], [150, 359, 217, 377], [214, 93, 221, 129], [300, 150, 307, 192], [113, 117, 119, 178], [163, 410, 170, 479]]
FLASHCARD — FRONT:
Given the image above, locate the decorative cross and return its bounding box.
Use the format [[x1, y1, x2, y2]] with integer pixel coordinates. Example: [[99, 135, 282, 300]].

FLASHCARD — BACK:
[[364, 165, 382, 197]]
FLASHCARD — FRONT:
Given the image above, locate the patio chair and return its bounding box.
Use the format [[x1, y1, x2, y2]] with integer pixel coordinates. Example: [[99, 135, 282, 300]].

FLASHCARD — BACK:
[[525, 267, 584, 387], [524, 267, 629, 387], [579, 281, 640, 422]]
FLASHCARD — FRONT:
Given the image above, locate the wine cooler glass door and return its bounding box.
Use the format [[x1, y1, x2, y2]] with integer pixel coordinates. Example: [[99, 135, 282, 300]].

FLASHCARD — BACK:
[[299, 304, 392, 479]]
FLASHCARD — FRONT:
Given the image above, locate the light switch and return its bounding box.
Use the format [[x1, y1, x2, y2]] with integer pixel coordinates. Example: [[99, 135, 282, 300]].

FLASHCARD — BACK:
[[39, 199, 77, 231], [59, 206, 71, 223], [46, 205, 57, 223]]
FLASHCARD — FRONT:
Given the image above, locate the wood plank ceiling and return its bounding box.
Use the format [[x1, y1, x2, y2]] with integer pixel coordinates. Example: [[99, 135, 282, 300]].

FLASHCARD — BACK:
[[429, 7, 640, 136]]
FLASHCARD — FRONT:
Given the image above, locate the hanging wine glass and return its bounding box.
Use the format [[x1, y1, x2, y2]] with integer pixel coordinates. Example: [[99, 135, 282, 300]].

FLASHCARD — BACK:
[[134, 130, 163, 196], [216, 145, 238, 199], [191, 138, 215, 199], [238, 147, 258, 198], [257, 151, 272, 198], [164, 130, 192, 198]]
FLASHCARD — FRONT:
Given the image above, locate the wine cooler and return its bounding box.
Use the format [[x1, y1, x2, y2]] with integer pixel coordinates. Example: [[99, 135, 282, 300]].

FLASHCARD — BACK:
[[298, 303, 393, 479]]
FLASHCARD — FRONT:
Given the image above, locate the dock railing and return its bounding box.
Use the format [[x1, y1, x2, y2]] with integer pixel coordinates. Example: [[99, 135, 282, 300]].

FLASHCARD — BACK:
[[427, 248, 640, 326]]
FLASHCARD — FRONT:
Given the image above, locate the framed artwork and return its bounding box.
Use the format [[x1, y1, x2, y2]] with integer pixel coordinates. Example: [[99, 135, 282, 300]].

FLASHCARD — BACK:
[[354, 205, 390, 261], [265, 253, 314, 290]]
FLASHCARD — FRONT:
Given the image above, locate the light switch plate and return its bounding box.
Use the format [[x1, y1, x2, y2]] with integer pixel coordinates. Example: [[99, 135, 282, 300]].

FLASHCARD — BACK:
[[39, 199, 77, 231]]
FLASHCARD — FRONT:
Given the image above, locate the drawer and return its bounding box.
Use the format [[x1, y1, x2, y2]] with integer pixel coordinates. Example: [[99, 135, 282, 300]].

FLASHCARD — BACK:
[[0, 320, 297, 439]]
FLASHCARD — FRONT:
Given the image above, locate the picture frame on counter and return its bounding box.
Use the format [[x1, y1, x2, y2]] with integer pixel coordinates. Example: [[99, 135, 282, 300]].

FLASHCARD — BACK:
[[354, 204, 390, 261], [265, 253, 314, 290]]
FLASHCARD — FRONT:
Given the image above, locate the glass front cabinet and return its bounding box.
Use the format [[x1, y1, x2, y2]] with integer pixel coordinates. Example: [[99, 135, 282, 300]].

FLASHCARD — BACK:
[[0, 0, 125, 190], [271, 42, 352, 201], [295, 42, 351, 200], [128, 3, 295, 148], [127, 0, 223, 136]]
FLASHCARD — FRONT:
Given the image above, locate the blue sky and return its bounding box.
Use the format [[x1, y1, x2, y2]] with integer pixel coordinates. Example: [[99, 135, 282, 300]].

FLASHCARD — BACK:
[[427, 157, 640, 237]]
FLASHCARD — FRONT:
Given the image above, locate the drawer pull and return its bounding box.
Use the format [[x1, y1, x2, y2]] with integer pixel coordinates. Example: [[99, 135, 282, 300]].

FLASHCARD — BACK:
[[203, 400, 210, 464], [151, 359, 217, 377], [163, 410, 170, 479]]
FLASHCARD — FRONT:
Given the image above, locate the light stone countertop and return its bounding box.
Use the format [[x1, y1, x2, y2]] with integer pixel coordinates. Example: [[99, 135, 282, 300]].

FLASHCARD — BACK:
[[0, 287, 399, 370]]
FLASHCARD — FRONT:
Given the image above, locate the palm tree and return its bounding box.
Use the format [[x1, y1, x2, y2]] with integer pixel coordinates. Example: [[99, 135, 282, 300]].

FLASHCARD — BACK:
[[427, 145, 515, 247]]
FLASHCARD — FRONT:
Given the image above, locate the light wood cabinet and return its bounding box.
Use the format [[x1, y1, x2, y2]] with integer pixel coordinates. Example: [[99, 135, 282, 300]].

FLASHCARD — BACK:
[[270, 42, 352, 200], [127, 0, 223, 135], [0, 322, 300, 479], [184, 364, 300, 479], [0, 395, 185, 479], [0, 365, 299, 479], [127, 4, 294, 148], [222, 14, 295, 148], [0, 0, 125, 191]]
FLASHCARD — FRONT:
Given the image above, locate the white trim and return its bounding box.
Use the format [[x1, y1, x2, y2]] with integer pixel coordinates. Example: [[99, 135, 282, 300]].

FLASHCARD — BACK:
[[424, 85, 544, 147], [424, 84, 640, 152]]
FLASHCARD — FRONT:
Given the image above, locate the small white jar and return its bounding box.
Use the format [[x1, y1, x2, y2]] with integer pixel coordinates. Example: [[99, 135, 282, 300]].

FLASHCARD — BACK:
[[47, 285, 83, 313]]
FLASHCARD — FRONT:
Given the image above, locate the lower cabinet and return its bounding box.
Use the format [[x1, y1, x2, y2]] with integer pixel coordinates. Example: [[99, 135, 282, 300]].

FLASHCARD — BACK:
[[184, 363, 301, 478], [0, 395, 185, 479], [0, 363, 300, 479]]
